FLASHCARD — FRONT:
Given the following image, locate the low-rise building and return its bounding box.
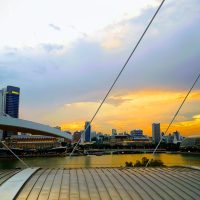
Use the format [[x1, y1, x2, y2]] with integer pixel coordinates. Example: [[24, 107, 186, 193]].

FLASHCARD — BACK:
[[5, 135, 61, 150], [180, 135, 200, 152]]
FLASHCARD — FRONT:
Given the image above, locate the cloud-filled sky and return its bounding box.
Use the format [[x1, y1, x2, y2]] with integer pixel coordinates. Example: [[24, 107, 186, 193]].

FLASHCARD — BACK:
[[0, 0, 200, 136]]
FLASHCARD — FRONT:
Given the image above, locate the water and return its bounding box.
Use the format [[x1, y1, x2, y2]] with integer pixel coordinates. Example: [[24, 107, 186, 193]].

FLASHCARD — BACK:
[[0, 153, 199, 169]]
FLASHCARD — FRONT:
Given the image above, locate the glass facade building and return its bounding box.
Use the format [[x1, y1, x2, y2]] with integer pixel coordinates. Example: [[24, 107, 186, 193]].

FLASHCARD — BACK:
[[5, 86, 20, 118], [84, 121, 91, 142], [1, 86, 20, 138], [152, 123, 161, 144]]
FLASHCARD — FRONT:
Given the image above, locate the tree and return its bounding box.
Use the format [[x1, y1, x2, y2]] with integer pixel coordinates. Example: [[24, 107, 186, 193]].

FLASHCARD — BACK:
[[125, 161, 133, 167]]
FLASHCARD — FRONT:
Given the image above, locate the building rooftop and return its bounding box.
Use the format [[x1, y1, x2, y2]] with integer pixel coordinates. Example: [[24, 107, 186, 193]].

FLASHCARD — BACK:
[[0, 166, 199, 200]]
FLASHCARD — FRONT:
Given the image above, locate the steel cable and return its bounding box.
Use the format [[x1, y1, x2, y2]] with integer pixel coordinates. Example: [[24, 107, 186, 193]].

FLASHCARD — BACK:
[[70, 0, 166, 156]]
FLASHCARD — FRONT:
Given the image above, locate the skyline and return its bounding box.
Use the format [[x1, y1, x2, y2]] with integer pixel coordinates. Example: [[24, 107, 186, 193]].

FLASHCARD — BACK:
[[0, 0, 200, 136]]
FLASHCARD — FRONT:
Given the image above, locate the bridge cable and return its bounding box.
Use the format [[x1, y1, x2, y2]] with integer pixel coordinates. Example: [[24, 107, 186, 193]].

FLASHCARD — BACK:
[[70, 0, 166, 156], [0, 140, 29, 168], [145, 72, 200, 167]]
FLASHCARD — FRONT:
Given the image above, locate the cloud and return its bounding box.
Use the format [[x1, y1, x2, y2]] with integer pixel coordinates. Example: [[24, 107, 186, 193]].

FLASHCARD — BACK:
[[41, 43, 64, 52], [68, 25, 88, 38], [0, 0, 163, 50], [106, 95, 131, 106], [49, 23, 61, 31], [163, 113, 200, 135], [0, 0, 199, 136], [22, 89, 200, 135], [193, 114, 200, 119], [60, 121, 84, 132]]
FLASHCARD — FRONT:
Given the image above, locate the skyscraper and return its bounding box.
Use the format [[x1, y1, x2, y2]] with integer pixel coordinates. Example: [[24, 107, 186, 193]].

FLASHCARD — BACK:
[[173, 131, 180, 141], [0, 86, 20, 138], [84, 121, 91, 142], [0, 90, 3, 139], [152, 123, 161, 144], [0, 89, 3, 116], [5, 86, 20, 118], [112, 129, 117, 135]]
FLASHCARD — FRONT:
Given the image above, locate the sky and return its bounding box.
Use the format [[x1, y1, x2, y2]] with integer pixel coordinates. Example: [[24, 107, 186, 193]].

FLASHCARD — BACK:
[[0, 0, 200, 136]]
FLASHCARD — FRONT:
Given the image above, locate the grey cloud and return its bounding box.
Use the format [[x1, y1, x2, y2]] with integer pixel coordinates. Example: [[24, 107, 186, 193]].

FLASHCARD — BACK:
[[68, 25, 88, 38], [4, 47, 18, 52], [49, 23, 61, 31], [0, 65, 20, 86], [106, 97, 131, 107], [32, 66, 47, 74], [41, 43, 64, 52], [1, 47, 18, 57], [0, 0, 200, 114], [110, 0, 200, 91]]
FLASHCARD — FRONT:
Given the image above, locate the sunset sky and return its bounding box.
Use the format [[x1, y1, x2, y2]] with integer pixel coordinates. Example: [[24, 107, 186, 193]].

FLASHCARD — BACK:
[[0, 0, 200, 136]]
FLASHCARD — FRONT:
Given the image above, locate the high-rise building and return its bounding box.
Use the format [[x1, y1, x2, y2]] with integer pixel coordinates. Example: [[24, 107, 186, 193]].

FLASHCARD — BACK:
[[130, 129, 148, 141], [0, 86, 20, 138], [130, 129, 143, 136], [5, 86, 20, 118], [81, 130, 85, 144], [0, 90, 3, 139], [112, 129, 117, 136], [84, 121, 91, 142], [0, 90, 4, 116], [90, 131, 96, 140], [173, 131, 180, 141], [152, 123, 161, 144]]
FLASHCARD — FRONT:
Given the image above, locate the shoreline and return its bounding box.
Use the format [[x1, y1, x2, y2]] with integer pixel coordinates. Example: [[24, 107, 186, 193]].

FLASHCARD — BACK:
[[0, 151, 199, 159]]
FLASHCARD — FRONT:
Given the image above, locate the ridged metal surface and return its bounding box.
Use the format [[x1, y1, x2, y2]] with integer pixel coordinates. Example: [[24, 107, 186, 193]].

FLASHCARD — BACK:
[[0, 169, 20, 186], [0, 168, 39, 200], [15, 167, 200, 200]]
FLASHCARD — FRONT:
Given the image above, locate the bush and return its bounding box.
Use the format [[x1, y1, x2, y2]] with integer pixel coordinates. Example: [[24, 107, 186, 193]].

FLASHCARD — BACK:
[[134, 160, 142, 167], [149, 159, 164, 167], [141, 157, 149, 166], [125, 161, 133, 167], [125, 157, 165, 167]]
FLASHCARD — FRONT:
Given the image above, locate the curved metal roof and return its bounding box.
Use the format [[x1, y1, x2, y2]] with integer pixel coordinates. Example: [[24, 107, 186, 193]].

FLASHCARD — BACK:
[[0, 116, 72, 140], [0, 167, 199, 200]]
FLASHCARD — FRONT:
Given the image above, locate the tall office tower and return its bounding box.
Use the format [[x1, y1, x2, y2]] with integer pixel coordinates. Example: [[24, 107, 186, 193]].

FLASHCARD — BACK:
[[152, 123, 161, 144], [173, 131, 180, 141], [0, 90, 3, 139], [81, 130, 85, 144], [112, 129, 117, 135], [84, 121, 91, 142], [2, 86, 20, 138], [111, 129, 117, 139], [5, 86, 20, 118], [0, 90, 3, 115]]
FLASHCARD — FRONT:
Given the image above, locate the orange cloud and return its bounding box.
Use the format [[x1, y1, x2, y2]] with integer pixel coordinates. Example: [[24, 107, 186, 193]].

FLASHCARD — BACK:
[[34, 89, 200, 136], [161, 114, 200, 135], [60, 121, 84, 132]]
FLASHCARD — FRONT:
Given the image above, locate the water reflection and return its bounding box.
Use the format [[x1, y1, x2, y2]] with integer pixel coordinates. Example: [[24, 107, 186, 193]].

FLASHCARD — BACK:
[[0, 153, 199, 169], [84, 156, 91, 168], [0, 159, 21, 169]]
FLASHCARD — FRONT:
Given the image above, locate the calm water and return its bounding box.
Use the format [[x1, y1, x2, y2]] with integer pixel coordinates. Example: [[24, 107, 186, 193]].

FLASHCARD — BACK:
[[0, 153, 200, 169]]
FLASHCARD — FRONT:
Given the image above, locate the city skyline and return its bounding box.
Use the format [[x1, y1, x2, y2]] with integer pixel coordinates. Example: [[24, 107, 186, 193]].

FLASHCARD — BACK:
[[0, 0, 200, 136], [0, 2, 199, 198]]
